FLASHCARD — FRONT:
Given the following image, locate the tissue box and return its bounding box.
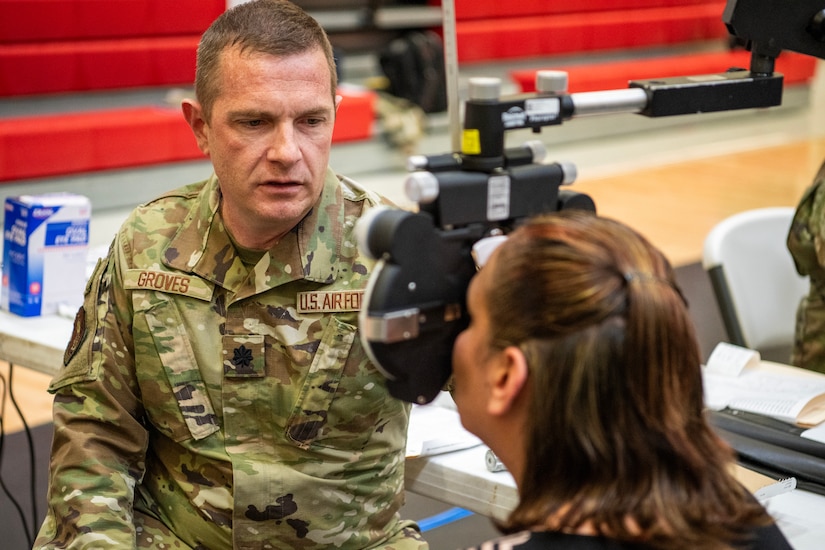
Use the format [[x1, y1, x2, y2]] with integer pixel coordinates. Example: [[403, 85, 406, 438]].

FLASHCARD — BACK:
[[2, 193, 91, 316]]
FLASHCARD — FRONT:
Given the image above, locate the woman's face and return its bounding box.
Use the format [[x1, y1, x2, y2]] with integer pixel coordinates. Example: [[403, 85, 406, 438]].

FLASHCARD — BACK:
[[451, 255, 498, 437]]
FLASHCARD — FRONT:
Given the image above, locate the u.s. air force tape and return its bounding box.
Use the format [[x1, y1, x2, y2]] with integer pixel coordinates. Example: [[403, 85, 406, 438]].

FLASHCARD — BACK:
[[296, 290, 364, 313]]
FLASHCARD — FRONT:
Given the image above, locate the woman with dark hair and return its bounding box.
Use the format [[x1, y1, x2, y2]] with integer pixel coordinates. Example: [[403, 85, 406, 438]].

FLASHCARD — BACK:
[[452, 210, 791, 549]]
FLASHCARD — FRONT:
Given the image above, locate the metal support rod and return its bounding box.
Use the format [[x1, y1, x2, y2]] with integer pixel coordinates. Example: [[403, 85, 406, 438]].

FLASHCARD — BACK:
[[441, 0, 461, 152], [570, 88, 650, 117]]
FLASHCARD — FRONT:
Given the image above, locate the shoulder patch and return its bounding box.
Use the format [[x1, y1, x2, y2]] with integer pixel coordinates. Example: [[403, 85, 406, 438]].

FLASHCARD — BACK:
[[63, 306, 87, 366], [124, 269, 213, 301]]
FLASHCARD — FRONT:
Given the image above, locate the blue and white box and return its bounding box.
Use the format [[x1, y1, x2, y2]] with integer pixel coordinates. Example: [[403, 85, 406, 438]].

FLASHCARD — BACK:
[[2, 193, 91, 317]]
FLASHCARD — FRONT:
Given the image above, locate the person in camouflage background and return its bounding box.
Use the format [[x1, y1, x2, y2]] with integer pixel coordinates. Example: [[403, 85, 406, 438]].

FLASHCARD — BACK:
[[34, 1, 428, 548], [788, 160, 825, 375]]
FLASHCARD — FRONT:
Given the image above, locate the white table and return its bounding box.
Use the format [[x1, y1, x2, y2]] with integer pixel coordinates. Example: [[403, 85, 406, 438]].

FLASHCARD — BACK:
[[405, 439, 825, 550], [406, 445, 516, 521], [0, 309, 72, 377], [3, 309, 825, 549]]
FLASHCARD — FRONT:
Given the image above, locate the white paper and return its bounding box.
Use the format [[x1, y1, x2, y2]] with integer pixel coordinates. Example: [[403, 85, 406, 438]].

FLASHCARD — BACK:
[[705, 342, 761, 377], [802, 422, 825, 444], [702, 364, 825, 423], [406, 401, 482, 458]]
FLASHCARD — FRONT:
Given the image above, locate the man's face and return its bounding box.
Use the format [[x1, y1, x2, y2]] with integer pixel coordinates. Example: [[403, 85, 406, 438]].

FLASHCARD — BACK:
[[185, 45, 339, 249]]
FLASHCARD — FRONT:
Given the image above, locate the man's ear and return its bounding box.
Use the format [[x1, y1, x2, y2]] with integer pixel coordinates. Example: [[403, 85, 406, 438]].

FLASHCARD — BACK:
[[487, 346, 529, 416], [181, 99, 210, 156], [335, 94, 343, 114]]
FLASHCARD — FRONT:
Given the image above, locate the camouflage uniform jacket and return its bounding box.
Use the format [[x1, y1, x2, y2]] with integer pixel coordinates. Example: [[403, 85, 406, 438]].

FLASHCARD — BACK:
[[788, 160, 825, 374], [34, 169, 426, 549]]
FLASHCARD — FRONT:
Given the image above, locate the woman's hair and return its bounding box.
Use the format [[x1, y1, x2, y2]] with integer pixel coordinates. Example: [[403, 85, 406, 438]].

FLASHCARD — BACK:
[[486, 210, 772, 549], [194, 0, 337, 120]]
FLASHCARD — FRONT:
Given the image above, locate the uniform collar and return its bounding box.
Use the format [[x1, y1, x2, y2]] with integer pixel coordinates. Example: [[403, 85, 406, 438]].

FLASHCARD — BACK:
[[163, 168, 345, 297]]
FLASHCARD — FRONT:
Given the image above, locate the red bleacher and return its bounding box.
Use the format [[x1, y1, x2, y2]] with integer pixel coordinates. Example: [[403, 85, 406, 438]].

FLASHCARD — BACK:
[[3, 0, 739, 95], [0, 87, 377, 182], [0, 37, 201, 97], [427, 0, 729, 63], [0, 107, 201, 182], [430, 0, 721, 21], [0, 1, 223, 96], [453, 4, 728, 63], [0, 0, 377, 183], [0, 0, 226, 43], [0, 0, 818, 183]]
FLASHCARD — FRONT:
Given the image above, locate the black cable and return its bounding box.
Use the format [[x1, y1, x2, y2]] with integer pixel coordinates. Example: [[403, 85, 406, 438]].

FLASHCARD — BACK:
[[714, 427, 825, 496], [0, 368, 34, 547], [709, 408, 825, 459], [7, 363, 39, 543]]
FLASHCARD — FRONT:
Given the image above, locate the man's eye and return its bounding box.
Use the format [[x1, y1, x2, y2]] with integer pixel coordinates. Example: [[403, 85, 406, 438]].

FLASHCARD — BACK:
[[236, 119, 264, 128]]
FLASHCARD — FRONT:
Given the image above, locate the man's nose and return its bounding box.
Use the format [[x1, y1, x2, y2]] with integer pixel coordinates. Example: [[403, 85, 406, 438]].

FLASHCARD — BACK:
[[266, 123, 301, 164]]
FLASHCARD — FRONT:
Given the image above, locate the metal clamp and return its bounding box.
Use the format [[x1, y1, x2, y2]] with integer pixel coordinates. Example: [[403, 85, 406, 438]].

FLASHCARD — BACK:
[[485, 448, 507, 473]]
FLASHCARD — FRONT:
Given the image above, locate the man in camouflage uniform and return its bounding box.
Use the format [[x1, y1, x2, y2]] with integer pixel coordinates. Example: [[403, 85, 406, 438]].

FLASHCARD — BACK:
[[788, 160, 825, 375], [34, 1, 428, 548]]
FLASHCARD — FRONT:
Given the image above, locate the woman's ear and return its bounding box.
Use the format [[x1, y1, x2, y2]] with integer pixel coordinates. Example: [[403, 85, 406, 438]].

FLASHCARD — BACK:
[[487, 346, 529, 416]]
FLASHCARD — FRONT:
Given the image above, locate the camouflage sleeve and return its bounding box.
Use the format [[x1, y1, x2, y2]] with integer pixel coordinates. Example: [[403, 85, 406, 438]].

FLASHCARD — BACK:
[[788, 160, 825, 373], [789, 160, 825, 279], [808, 173, 825, 278], [34, 231, 148, 549]]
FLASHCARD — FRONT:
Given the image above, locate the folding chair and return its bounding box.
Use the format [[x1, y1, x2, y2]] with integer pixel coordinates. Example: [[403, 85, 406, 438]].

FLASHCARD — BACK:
[[702, 207, 809, 361]]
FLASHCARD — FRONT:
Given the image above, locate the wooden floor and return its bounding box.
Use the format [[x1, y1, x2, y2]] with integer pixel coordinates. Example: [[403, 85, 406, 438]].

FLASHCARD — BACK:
[[2, 362, 53, 433], [576, 135, 825, 266]]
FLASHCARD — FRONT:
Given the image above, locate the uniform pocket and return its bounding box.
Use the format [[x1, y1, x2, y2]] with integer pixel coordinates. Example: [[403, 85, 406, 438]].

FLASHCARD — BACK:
[[285, 316, 388, 450], [141, 300, 220, 441]]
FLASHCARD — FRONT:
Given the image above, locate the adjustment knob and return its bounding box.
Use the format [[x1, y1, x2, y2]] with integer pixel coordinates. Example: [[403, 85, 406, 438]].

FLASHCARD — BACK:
[[405, 172, 440, 204], [468, 77, 501, 101], [810, 10, 825, 42], [536, 70, 569, 94]]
